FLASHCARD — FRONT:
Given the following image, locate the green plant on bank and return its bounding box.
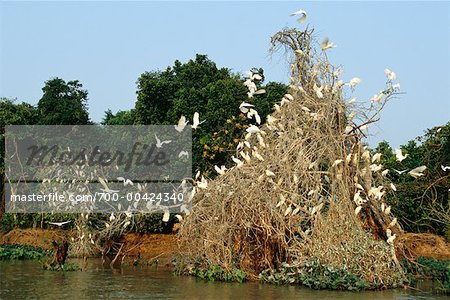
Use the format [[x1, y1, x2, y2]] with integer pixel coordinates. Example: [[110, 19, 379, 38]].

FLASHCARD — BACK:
[[259, 260, 368, 291], [401, 257, 450, 294], [0, 244, 52, 260], [173, 256, 246, 283], [43, 261, 81, 271]]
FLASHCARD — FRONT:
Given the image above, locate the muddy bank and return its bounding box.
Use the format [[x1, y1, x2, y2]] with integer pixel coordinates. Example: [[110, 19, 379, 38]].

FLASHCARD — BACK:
[[0, 228, 178, 267], [1, 229, 448, 267]]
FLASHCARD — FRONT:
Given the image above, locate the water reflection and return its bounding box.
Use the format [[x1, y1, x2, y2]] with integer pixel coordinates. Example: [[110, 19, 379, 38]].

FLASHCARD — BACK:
[[0, 260, 446, 299]]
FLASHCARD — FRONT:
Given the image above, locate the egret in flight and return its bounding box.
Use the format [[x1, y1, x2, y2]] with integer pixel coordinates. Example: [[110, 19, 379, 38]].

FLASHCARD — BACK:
[[290, 10, 307, 23], [155, 134, 172, 148], [48, 221, 72, 227], [321, 37, 336, 51], [191, 112, 204, 130], [395, 149, 408, 162], [175, 115, 188, 132]]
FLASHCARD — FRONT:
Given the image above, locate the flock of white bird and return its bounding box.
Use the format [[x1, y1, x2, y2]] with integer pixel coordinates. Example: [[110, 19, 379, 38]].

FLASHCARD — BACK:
[[174, 9, 434, 247]]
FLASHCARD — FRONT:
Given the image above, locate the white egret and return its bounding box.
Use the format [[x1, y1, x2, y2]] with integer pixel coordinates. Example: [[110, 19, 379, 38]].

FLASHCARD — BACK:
[[313, 83, 324, 98], [362, 150, 371, 161], [265, 170, 275, 177], [48, 221, 71, 227], [390, 183, 397, 191], [267, 115, 278, 125], [246, 125, 260, 134], [321, 37, 336, 51], [178, 151, 189, 159], [252, 149, 264, 161], [240, 151, 251, 163], [372, 153, 382, 163], [369, 186, 385, 200], [370, 164, 383, 172], [239, 102, 254, 114], [232, 156, 244, 168], [175, 115, 188, 132], [393, 169, 409, 175], [441, 165, 450, 171], [155, 134, 172, 148], [409, 166, 427, 178], [290, 9, 307, 23], [384, 69, 397, 81], [387, 234, 396, 244], [386, 228, 392, 238], [284, 206, 293, 216], [349, 77, 361, 88], [109, 212, 115, 222], [389, 218, 397, 228], [214, 165, 227, 176], [117, 177, 133, 186], [384, 205, 391, 215], [395, 149, 408, 162], [197, 176, 208, 189], [191, 112, 205, 129], [175, 214, 183, 222], [370, 93, 383, 103], [301, 106, 311, 113], [162, 210, 170, 222], [381, 169, 389, 176], [392, 83, 401, 90], [355, 206, 362, 215], [332, 159, 343, 167]]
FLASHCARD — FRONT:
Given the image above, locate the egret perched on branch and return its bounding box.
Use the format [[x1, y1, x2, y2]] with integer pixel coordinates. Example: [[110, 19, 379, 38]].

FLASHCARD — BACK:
[[214, 165, 227, 176], [409, 166, 426, 178], [384, 68, 397, 81], [349, 77, 361, 88], [395, 149, 408, 162], [290, 9, 307, 23], [232, 156, 244, 168], [372, 153, 382, 163], [239, 102, 254, 114], [246, 125, 260, 134]]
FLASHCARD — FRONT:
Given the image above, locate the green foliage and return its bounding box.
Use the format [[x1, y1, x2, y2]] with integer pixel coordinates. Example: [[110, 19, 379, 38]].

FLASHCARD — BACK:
[[376, 122, 450, 235], [401, 257, 450, 294], [0, 213, 76, 233], [37, 78, 90, 125], [43, 261, 81, 271], [133, 213, 177, 234], [102, 109, 136, 125], [173, 256, 246, 283], [131, 54, 287, 175], [259, 261, 368, 291], [0, 244, 51, 260]]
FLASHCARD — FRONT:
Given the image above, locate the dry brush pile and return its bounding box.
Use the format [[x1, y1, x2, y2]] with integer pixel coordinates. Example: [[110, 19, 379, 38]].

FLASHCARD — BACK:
[[177, 27, 406, 288]]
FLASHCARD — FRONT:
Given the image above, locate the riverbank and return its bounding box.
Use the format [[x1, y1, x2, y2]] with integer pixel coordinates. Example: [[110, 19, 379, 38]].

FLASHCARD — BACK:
[[0, 228, 178, 267]]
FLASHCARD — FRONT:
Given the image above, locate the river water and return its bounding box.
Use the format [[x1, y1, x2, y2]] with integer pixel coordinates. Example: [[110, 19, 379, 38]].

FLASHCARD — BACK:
[[0, 259, 446, 299]]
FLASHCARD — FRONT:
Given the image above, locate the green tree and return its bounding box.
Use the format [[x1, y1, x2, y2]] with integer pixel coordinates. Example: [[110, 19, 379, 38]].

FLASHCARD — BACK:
[[377, 123, 450, 236], [102, 109, 136, 125], [133, 54, 287, 175], [37, 78, 90, 125]]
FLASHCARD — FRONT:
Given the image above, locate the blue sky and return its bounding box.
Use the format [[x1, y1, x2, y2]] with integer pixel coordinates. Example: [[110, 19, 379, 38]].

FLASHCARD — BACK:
[[1, 1, 449, 148]]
